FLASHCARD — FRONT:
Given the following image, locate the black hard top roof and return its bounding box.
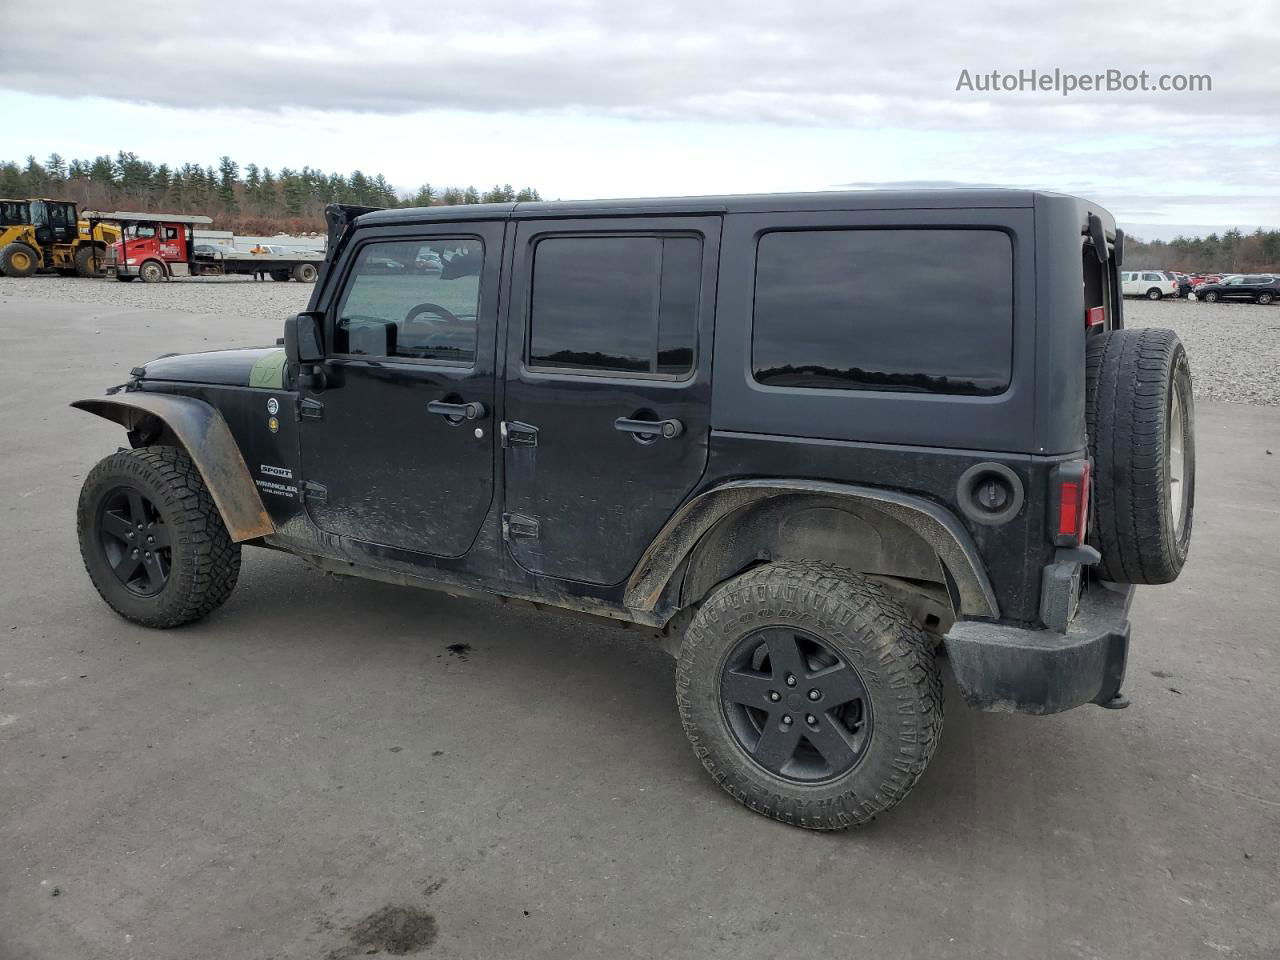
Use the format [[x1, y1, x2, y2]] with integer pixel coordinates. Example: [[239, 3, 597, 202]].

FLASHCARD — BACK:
[[357, 188, 1108, 228]]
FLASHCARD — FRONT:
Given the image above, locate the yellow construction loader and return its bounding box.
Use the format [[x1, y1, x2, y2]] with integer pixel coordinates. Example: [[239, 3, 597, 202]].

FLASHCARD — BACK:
[[0, 198, 121, 278]]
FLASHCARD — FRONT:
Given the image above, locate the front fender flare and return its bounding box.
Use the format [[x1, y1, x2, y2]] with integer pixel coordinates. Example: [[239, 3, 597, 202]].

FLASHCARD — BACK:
[[72, 393, 274, 542], [625, 479, 999, 620]]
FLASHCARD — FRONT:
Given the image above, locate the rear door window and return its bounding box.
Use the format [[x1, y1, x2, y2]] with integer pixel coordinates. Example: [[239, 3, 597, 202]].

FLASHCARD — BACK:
[[528, 235, 701, 378], [752, 229, 1013, 396]]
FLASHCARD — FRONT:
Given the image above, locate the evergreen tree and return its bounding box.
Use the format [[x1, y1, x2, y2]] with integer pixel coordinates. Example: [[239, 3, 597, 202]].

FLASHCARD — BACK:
[[217, 156, 239, 213], [46, 153, 67, 183]]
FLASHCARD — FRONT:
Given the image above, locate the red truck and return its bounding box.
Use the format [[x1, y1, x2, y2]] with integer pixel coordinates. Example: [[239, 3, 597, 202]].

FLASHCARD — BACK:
[[86, 211, 322, 283]]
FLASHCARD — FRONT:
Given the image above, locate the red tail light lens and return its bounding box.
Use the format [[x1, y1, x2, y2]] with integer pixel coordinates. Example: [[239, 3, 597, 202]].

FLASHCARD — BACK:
[[1086, 306, 1105, 328], [1054, 460, 1091, 545]]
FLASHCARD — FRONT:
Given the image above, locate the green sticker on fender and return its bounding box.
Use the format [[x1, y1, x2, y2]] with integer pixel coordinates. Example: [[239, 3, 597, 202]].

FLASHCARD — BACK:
[[248, 349, 286, 389]]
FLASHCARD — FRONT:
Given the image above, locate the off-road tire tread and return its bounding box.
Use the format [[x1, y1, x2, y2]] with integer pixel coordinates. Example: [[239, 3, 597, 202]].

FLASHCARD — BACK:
[[77, 446, 240, 627], [676, 560, 942, 830], [1, 242, 39, 277], [74, 245, 99, 277], [1085, 328, 1192, 584]]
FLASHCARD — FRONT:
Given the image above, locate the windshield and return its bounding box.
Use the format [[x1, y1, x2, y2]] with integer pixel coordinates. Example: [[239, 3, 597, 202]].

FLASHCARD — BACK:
[[0, 200, 29, 226]]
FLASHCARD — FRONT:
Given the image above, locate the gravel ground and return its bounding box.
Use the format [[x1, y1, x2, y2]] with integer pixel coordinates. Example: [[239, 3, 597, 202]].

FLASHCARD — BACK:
[[0, 273, 313, 327], [2, 275, 1276, 405], [1126, 296, 1280, 406]]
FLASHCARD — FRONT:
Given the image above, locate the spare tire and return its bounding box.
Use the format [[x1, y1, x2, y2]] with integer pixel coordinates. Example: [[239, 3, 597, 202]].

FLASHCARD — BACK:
[[1085, 328, 1194, 584]]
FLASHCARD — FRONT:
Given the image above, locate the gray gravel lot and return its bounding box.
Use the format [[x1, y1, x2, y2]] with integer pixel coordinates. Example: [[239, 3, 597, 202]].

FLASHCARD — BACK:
[[1, 285, 1279, 959], [3, 276, 1276, 405], [1126, 296, 1280, 406]]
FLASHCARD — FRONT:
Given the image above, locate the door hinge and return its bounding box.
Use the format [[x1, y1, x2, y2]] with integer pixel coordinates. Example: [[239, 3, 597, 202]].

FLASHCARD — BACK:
[[500, 420, 538, 447], [302, 480, 328, 503], [298, 397, 324, 421], [502, 513, 540, 540]]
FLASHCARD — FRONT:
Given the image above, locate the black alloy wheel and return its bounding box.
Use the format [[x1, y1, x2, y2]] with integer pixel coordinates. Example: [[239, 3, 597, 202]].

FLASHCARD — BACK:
[[97, 486, 172, 596], [720, 626, 872, 783]]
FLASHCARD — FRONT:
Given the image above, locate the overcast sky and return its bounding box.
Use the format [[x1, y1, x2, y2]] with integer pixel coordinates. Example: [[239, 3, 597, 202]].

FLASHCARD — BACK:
[[3, 0, 1278, 239]]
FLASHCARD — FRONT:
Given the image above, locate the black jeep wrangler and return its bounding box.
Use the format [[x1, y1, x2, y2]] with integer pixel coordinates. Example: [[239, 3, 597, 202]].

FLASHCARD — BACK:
[[74, 190, 1195, 829]]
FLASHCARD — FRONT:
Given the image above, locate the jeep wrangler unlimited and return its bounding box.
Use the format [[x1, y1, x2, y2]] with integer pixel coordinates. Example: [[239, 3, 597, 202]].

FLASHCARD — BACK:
[[73, 191, 1195, 829]]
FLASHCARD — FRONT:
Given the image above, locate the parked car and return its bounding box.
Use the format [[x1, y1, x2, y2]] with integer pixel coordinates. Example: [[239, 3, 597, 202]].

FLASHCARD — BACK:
[[71, 190, 1195, 831], [1121, 270, 1178, 299], [1192, 274, 1278, 304]]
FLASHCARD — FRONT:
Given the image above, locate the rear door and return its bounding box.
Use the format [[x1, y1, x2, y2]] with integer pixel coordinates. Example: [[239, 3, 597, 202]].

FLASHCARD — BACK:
[[501, 216, 719, 585]]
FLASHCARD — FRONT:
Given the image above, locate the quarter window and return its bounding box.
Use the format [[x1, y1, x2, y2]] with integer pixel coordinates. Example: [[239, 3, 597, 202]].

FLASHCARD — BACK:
[[752, 229, 1014, 396], [528, 235, 701, 377], [334, 238, 483, 363]]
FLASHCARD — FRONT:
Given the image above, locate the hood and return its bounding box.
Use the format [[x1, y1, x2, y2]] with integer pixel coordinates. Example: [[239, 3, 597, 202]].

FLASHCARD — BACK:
[[138, 347, 286, 389]]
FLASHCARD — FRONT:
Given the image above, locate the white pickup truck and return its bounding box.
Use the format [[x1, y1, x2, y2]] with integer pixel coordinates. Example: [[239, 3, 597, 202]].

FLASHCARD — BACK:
[[1121, 270, 1178, 300]]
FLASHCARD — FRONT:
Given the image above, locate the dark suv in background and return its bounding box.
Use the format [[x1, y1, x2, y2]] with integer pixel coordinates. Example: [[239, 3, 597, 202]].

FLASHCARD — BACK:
[[73, 190, 1195, 830], [1193, 274, 1278, 304]]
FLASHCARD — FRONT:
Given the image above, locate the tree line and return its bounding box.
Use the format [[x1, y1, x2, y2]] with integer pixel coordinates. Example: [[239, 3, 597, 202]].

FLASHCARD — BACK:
[[1, 152, 541, 236], [1124, 228, 1280, 274], [5, 151, 1277, 269]]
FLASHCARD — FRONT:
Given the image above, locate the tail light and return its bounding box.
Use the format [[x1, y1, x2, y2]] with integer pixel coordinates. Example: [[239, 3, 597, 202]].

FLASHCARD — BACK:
[[1052, 459, 1091, 546], [1086, 306, 1105, 328]]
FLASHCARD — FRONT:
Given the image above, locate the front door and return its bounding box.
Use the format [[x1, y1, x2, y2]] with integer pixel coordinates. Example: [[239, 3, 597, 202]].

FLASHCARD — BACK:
[[299, 223, 504, 557], [501, 216, 719, 585]]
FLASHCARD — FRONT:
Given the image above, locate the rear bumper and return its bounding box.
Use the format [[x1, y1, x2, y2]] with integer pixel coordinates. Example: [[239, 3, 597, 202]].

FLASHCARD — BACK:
[[944, 583, 1134, 715]]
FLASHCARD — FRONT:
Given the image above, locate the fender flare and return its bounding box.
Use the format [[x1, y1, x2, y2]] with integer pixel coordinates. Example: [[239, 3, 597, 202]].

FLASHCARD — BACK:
[[71, 393, 274, 542], [625, 479, 999, 620]]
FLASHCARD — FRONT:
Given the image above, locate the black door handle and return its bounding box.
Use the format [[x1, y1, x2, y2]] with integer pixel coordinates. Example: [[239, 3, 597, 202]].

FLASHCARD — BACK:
[[428, 400, 487, 421], [614, 417, 684, 439]]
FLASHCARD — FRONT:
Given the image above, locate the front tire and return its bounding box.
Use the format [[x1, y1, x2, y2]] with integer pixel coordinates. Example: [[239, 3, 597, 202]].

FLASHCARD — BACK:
[[1202, 290, 1218, 303], [77, 446, 241, 628], [676, 561, 943, 830], [1, 242, 39, 277], [138, 260, 165, 283]]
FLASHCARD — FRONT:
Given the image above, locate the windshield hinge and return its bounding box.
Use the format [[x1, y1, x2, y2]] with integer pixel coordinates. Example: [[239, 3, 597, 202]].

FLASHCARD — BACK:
[[298, 397, 324, 421], [302, 480, 328, 503]]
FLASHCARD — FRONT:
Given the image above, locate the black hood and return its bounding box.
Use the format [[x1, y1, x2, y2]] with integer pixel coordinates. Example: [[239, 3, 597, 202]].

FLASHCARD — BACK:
[[138, 347, 286, 388]]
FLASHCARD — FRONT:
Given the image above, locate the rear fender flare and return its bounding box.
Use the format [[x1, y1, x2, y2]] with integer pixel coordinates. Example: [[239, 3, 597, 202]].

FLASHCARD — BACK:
[[71, 393, 273, 542], [625, 479, 999, 620]]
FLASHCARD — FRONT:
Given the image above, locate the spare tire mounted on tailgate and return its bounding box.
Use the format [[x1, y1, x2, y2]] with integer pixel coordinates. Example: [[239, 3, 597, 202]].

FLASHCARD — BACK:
[[1085, 328, 1195, 584]]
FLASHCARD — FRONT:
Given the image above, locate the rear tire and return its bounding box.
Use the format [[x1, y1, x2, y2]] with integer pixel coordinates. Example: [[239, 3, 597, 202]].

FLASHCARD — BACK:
[[0, 242, 39, 277], [270, 269, 291, 282], [1258, 292, 1274, 305], [1146, 288, 1163, 300], [676, 561, 943, 830], [292, 262, 318, 283], [1086, 329, 1195, 584], [77, 446, 241, 628], [74, 245, 101, 277]]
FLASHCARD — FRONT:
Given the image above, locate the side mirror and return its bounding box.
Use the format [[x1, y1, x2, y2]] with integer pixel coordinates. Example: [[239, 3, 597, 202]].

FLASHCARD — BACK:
[[284, 312, 324, 365], [284, 312, 327, 390]]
